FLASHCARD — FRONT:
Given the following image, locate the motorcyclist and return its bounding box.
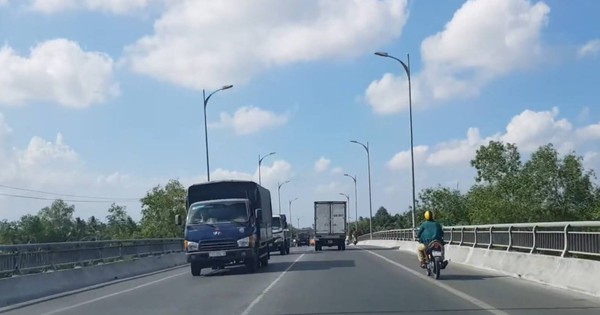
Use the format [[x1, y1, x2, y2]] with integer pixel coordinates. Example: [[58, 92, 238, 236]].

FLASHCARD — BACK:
[[416, 210, 446, 268]]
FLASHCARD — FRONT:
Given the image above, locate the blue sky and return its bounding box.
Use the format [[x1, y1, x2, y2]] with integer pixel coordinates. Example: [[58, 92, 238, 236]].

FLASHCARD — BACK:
[[0, 0, 599, 227]]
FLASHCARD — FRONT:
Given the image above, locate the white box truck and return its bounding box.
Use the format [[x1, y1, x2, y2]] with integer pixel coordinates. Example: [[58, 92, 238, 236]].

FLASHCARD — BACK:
[[314, 201, 347, 251]]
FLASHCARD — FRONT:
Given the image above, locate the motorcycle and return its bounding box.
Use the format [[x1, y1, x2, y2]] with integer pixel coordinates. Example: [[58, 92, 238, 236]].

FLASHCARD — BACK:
[[424, 240, 447, 279]]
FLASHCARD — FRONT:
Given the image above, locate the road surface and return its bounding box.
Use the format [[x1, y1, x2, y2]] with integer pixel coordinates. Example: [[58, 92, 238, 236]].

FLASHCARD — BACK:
[[2, 245, 599, 315]]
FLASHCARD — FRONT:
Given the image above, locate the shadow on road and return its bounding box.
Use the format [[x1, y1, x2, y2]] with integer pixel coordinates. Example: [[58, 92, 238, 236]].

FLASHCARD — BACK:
[[202, 259, 356, 277], [265, 260, 356, 273], [440, 274, 505, 281], [356, 246, 399, 251], [265, 306, 600, 314]]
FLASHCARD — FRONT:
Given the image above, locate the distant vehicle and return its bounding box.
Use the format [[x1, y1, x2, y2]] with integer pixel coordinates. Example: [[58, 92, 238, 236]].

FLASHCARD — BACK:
[[297, 232, 310, 246], [270, 214, 290, 255], [175, 180, 274, 276], [314, 201, 347, 251]]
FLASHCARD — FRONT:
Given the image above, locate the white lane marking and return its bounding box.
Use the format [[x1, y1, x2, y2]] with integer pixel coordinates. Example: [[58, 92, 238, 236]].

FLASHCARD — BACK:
[[365, 249, 509, 315], [241, 253, 305, 315], [40, 272, 187, 315]]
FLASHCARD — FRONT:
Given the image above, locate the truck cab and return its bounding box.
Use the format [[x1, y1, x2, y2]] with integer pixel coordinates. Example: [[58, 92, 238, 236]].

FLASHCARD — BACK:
[[176, 180, 273, 276], [297, 232, 310, 246], [270, 214, 290, 255]]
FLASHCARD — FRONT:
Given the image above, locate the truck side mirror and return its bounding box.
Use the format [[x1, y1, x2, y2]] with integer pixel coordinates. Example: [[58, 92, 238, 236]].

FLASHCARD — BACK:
[[280, 214, 287, 228], [255, 208, 263, 223], [175, 214, 182, 226]]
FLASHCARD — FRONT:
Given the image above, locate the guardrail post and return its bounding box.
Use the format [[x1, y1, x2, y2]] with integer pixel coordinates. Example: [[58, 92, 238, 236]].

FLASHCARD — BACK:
[[488, 226, 493, 250], [473, 227, 478, 248], [449, 228, 453, 244], [530, 225, 537, 254], [561, 224, 570, 258], [507, 225, 513, 252], [460, 227, 464, 246]]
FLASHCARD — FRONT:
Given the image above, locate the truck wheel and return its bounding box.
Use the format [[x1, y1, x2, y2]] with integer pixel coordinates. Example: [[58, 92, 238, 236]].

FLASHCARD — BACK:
[[246, 257, 259, 273], [191, 263, 202, 276], [260, 254, 269, 266], [280, 245, 286, 255], [337, 244, 342, 251], [342, 243, 346, 251], [285, 244, 290, 255]]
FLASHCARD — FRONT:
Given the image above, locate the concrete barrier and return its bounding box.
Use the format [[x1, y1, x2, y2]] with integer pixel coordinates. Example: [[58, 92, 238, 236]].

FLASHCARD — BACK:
[[358, 240, 600, 297], [0, 253, 187, 308]]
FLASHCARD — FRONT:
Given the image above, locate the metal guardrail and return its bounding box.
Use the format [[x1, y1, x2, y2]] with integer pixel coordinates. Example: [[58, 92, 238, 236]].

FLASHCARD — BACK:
[[357, 221, 600, 258], [0, 238, 184, 277]]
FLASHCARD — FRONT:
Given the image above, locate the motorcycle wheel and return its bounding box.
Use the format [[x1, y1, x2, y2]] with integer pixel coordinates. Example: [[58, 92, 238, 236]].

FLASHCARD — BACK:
[[434, 257, 441, 279]]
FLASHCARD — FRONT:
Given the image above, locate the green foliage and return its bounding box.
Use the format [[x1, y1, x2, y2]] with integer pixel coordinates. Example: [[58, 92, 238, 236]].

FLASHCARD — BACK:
[[352, 140, 599, 237], [139, 179, 186, 238]]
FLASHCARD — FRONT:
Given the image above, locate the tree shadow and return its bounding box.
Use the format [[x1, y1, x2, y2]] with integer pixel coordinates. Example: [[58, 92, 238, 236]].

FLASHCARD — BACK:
[[202, 259, 356, 276]]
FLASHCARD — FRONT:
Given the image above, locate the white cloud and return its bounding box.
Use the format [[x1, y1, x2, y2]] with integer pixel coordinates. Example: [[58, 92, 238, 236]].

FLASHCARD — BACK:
[[0, 39, 119, 107], [578, 39, 600, 58], [0, 0, 10, 7], [209, 106, 288, 135], [387, 145, 429, 170], [501, 107, 572, 152], [365, 0, 550, 114], [0, 111, 298, 221], [30, 0, 152, 14], [314, 157, 331, 173], [388, 107, 598, 169], [0, 115, 154, 221], [576, 121, 600, 140], [123, 0, 408, 90], [365, 72, 424, 115]]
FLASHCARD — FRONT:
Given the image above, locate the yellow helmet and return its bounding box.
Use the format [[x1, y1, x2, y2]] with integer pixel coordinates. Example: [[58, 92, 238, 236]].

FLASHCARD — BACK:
[[424, 210, 434, 221]]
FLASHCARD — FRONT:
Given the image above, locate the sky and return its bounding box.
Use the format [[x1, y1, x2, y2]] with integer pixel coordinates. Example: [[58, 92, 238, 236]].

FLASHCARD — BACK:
[[0, 0, 599, 228]]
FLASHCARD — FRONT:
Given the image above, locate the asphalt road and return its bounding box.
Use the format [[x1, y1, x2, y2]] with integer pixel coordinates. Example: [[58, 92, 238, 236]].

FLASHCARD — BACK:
[[2, 245, 599, 315]]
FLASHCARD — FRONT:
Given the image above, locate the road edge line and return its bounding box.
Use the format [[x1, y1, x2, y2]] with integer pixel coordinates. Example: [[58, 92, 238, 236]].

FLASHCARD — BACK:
[[39, 271, 187, 315], [364, 248, 509, 315], [0, 265, 187, 314]]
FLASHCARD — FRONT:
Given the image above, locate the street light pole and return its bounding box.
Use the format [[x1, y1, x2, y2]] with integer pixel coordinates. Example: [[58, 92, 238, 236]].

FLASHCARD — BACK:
[[350, 140, 373, 240], [203, 84, 233, 181], [277, 180, 291, 215], [289, 197, 298, 238], [339, 192, 350, 235], [375, 51, 417, 234], [258, 152, 276, 185], [344, 173, 358, 232]]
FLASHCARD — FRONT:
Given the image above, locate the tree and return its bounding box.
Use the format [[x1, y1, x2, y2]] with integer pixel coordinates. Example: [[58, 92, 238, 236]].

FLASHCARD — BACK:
[[373, 207, 393, 230], [471, 141, 522, 185], [107, 203, 139, 239], [468, 141, 528, 224], [418, 186, 469, 226], [38, 200, 76, 242], [140, 179, 186, 238]]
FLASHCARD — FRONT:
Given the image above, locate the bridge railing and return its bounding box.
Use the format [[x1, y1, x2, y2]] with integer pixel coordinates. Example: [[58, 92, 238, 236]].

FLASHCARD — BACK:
[[357, 221, 600, 259], [0, 238, 184, 277]]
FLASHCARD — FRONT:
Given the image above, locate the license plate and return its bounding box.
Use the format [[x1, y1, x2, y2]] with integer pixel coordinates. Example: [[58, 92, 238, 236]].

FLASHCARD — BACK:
[[209, 251, 226, 257], [432, 251, 442, 257]]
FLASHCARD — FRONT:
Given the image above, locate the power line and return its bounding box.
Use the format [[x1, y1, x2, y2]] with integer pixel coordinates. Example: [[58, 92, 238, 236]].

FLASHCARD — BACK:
[[0, 184, 139, 201], [0, 192, 140, 203]]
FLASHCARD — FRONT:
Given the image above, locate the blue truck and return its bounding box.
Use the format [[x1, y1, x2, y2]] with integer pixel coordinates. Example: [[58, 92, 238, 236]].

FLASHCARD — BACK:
[[175, 180, 274, 276]]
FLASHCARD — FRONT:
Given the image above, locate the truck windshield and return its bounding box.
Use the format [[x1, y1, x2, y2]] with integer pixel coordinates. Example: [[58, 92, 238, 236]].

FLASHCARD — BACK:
[[271, 217, 282, 229], [187, 201, 249, 225]]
